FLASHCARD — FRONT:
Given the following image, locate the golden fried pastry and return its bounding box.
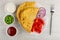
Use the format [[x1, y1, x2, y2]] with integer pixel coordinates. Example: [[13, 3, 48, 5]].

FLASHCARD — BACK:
[[16, 2, 39, 32]]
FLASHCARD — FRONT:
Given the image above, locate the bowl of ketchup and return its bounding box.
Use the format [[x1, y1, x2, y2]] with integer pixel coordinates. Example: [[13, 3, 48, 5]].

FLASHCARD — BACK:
[[7, 26, 17, 36]]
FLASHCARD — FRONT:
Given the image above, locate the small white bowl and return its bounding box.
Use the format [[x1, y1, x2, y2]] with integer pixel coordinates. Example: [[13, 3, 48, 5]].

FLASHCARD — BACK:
[[4, 2, 16, 13]]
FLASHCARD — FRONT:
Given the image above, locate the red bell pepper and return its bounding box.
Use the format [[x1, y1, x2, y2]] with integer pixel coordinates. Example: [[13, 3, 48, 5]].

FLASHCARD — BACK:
[[31, 18, 44, 33]]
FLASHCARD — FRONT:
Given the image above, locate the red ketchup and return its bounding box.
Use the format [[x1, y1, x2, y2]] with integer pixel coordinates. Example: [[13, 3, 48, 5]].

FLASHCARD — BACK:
[[7, 27, 16, 36]]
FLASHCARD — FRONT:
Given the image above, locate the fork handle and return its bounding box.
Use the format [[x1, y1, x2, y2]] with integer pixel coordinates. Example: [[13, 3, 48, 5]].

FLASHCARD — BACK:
[[50, 11, 53, 35]]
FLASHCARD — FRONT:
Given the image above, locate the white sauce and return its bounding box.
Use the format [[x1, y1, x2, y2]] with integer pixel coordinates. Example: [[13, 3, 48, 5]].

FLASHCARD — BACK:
[[5, 2, 16, 13]]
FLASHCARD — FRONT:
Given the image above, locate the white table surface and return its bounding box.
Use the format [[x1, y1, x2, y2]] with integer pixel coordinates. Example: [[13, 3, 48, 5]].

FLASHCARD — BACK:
[[0, 0, 60, 40]]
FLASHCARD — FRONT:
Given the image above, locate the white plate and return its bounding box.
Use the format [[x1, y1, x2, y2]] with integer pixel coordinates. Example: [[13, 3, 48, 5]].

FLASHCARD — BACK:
[[0, 0, 51, 40]]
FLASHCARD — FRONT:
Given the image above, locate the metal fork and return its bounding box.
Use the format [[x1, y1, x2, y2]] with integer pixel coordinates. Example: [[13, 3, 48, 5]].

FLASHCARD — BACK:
[[50, 5, 54, 35]]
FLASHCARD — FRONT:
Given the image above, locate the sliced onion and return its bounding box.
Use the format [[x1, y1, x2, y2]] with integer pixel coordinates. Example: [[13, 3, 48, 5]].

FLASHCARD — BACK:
[[36, 7, 46, 18]]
